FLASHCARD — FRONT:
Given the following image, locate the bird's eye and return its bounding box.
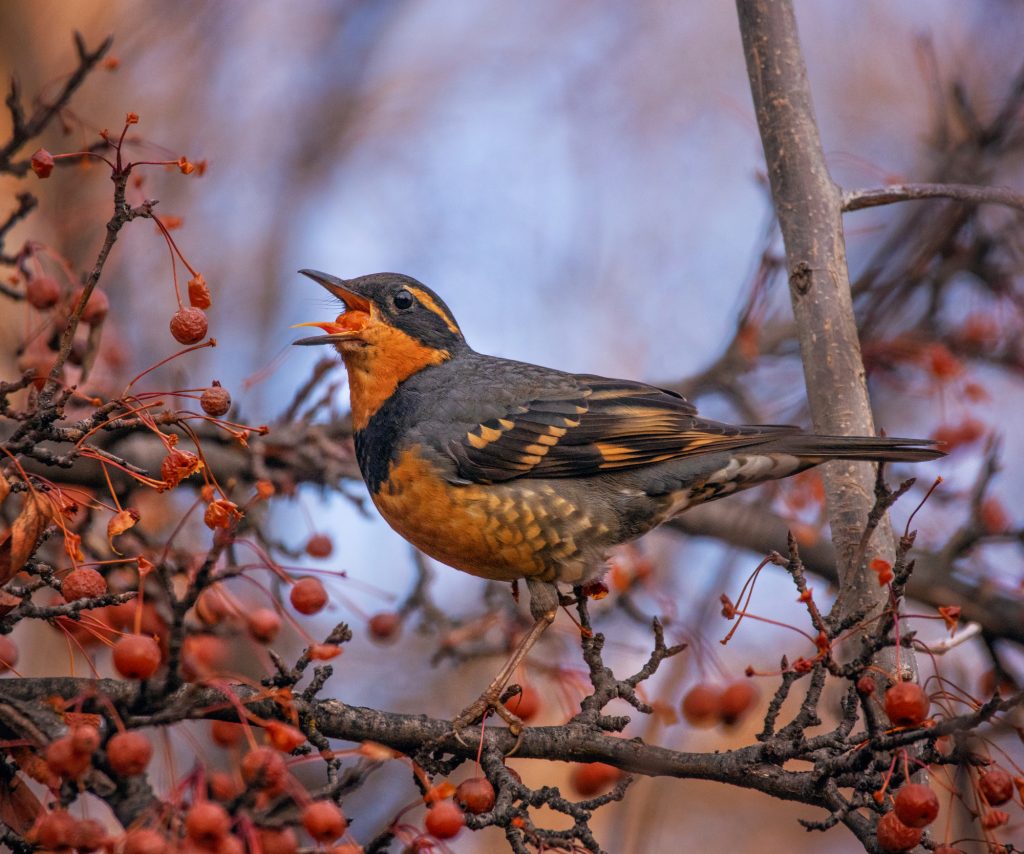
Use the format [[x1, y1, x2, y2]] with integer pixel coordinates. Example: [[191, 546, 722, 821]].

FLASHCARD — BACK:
[[392, 290, 414, 311]]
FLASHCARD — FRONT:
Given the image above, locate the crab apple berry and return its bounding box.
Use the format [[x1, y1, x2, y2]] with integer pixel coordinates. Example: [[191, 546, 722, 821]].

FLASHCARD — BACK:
[[884, 682, 930, 727], [893, 783, 939, 827], [301, 801, 348, 843], [875, 810, 922, 852], [979, 766, 1014, 805], [856, 675, 876, 695], [123, 828, 169, 854], [681, 683, 721, 726], [200, 381, 231, 416], [30, 147, 54, 178], [35, 809, 76, 848], [26, 275, 60, 309], [719, 680, 757, 725], [290, 576, 328, 614], [266, 721, 305, 753], [74, 286, 109, 324], [424, 800, 465, 840], [113, 633, 162, 679], [70, 723, 101, 755], [305, 533, 333, 558], [185, 801, 231, 846], [209, 771, 242, 801], [0, 635, 17, 672], [61, 567, 107, 601], [182, 633, 228, 679], [570, 762, 622, 797], [368, 611, 402, 642], [455, 776, 496, 814], [241, 746, 288, 790], [211, 720, 244, 747], [503, 684, 541, 722], [257, 826, 298, 854], [169, 306, 208, 344], [107, 730, 153, 776], [247, 608, 282, 643], [71, 817, 107, 852], [46, 734, 91, 778], [981, 809, 1010, 829]]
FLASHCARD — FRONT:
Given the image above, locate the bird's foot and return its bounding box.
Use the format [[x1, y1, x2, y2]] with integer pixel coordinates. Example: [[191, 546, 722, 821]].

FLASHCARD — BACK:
[[452, 686, 525, 747]]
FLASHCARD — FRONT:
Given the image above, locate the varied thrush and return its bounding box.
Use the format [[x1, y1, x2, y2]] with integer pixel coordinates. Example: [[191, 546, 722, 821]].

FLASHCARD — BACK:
[[294, 269, 941, 728]]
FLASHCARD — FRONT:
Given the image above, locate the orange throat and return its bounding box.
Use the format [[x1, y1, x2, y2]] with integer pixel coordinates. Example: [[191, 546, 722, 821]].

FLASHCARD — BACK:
[[341, 324, 449, 430]]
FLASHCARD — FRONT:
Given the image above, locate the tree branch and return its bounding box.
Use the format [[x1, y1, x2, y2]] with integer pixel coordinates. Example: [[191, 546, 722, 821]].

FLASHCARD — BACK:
[[842, 182, 1024, 214]]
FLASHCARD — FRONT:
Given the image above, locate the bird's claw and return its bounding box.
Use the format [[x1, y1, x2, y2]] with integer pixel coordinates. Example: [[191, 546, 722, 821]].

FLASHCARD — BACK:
[[451, 689, 524, 752]]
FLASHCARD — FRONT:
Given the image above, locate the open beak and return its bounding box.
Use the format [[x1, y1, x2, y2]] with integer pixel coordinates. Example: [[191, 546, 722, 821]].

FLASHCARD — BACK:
[[292, 269, 374, 346]]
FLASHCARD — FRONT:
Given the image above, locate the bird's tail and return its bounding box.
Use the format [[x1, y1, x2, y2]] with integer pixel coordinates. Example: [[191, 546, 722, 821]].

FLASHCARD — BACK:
[[761, 432, 944, 463]]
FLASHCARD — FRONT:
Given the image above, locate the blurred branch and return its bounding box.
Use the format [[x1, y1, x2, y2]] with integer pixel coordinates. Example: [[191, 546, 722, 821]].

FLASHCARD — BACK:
[[842, 182, 1024, 214]]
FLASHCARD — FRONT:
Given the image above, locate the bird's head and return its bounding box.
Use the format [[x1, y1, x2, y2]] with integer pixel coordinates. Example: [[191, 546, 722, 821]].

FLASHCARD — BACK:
[[293, 270, 466, 427]]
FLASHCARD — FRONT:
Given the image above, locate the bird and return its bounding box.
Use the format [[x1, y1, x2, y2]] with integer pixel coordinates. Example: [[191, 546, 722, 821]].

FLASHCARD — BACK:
[[293, 269, 942, 729]]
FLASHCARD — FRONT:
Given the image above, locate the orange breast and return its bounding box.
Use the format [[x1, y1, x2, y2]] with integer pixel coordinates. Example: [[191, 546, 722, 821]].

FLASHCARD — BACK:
[[370, 447, 601, 583]]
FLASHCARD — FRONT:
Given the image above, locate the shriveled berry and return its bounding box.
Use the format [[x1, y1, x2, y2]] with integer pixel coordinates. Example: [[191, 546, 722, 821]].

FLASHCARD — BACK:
[[30, 148, 54, 178], [112, 633, 162, 679], [75, 286, 109, 324], [247, 608, 282, 643], [107, 730, 152, 776], [200, 381, 231, 416], [570, 762, 622, 797], [71, 817, 107, 852], [71, 723, 101, 755], [893, 783, 939, 827], [503, 684, 540, 722], [979, 766, 1014, 805], [305, 533, 333, 558], [209, 771, 241, 801], [169, 306, 208, 344], [62, 567, 107, 601], [241, 746, 288, 790], [424, 800, 465, 840], [856, 675, 876, 695], [455, 776, 495, 814], [719, 679, 757, 724], [682, 683, 721, 726], [265, 721, 305, 753], [290, 577, 328, 614], [875, 810, 922, 852], [368, 611, 402, 642], [0, 635, 17, 671], [185, 801, 231, 846], [257, 826, 298, 854], [160, 448, 202, 488], [35, 809, 75, 848], [884, 682, 929, 727], [123, 827, 169, 854], [26, 275, 60, 309], [301, 800, 347, 843]]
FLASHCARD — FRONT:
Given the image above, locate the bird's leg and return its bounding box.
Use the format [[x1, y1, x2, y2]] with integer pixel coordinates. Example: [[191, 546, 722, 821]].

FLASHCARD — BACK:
[[452, 578, 559, 736]]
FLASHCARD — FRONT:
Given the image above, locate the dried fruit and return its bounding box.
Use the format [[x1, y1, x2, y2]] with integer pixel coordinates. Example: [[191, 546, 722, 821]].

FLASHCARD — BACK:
[[45, 735, 91, 778], [107, 730, 152, 776], [209, 771, 241, 801], [25, 275, 60, 309], [203, 498, 241, 530], [200, 381, 231, 416], [123, 827, 169, 854], [305, 533, 333, 558], [185, 801, 231, 846], [455, 776, 495, 813], [188, 274, 211, 309], [61, 567, 107, 601], [71, 817, 107, 852], [875, 811, 921, 852], [893, 783, 938, 827], [247, 608, 281, 643], [241, 746, 287, 790], [682, 683, 721, 726], [719, 680, 757, 724], [34, 809, 75, 848], [884, 682, 929, 727], [160, 448, 203, 489], [570, 762, 622, 797], [266, 721, 305, 753], [211, 720, 244, 748], [112, 633, 162, 679], [182, 633, 227, 679], [0, 635, 19, 672], [257, 826, 298, 854], [70, 724, 101, 755], [503, 684, 541, 722], [30, 148, 54, 178], [290, 577, 328, 615], [302, 800, 347, 843], [368, 611, 402, 642], [169, 306, 208, 344], [75, 286, 109, 324], [424, 799, 465, 840], [979, 766, 1014, 805]]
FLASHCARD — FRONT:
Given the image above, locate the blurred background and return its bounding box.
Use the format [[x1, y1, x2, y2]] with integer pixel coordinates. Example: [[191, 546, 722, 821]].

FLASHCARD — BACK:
[[1, 1, 1022, 851]]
